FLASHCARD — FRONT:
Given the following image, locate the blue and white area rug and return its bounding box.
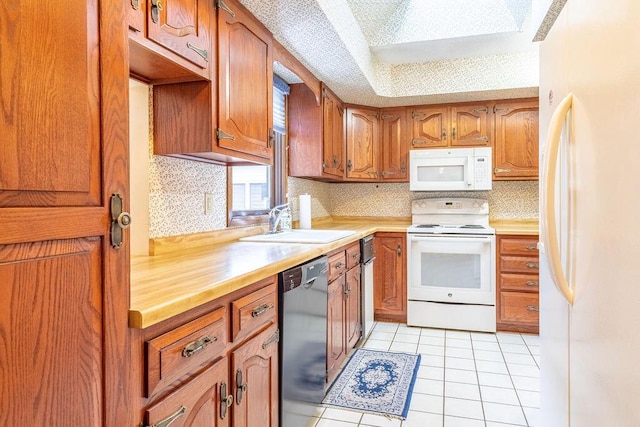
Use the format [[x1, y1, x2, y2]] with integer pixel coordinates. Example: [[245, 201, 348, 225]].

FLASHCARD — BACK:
[[323, 349, 421, 419]]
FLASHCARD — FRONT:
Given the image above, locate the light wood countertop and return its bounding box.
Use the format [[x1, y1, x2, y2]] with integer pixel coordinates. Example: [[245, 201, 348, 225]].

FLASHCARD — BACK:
[[490, 219, 539, 235], [130, 219, 411, 329]]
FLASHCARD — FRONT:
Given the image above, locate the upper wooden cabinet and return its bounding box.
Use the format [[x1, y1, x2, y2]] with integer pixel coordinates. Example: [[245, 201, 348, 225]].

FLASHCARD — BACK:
[[128, 0, 213, 82], [493, 99, 540, 180], [217, 0, 274, 164], [345, 106, 380, 180], [288, 83, 345, 180], [411, 106, 450, 148], [380, 108, 409, 181], [411, 103, 491, 149]]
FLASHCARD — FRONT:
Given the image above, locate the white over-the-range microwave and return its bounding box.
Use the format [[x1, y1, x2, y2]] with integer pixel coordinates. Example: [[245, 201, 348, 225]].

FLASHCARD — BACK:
[[409, 147, 492, 191]]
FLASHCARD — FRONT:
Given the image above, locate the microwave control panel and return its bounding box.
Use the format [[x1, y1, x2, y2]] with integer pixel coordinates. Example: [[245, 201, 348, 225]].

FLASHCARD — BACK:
[[474, 157, 491, 184]]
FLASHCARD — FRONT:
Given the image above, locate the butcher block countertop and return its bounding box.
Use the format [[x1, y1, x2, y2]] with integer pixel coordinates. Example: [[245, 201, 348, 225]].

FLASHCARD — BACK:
[[130, 217, 410, 329], [490, 219, 539, 235]]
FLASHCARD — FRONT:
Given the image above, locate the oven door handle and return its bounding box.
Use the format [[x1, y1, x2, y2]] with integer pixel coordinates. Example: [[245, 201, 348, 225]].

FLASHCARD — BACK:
[[409, 235, 493, 243]]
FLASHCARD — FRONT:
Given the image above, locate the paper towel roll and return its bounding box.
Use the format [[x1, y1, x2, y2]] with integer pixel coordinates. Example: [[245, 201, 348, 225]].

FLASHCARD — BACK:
[[299, 194, 312, 229]]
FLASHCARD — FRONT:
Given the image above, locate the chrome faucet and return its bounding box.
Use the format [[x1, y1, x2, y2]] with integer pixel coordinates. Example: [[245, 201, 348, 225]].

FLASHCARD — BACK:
[[268, 203, 291, 234]]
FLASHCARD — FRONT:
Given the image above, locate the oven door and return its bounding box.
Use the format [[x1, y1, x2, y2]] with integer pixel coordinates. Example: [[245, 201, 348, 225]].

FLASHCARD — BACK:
[[408, 234, 496, 305]]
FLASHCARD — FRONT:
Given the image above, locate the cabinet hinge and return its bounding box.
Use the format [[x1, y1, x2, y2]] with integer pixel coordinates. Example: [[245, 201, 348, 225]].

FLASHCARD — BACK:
[[216, 128, 236, 141], [216, 0, 235, 17]]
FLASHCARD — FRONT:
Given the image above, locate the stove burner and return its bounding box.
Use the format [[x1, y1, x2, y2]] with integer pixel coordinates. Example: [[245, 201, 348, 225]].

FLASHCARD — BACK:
[[460, 224, 485, 229]]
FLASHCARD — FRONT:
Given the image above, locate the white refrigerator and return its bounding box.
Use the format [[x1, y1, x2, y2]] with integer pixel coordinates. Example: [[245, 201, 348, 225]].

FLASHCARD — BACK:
[[538, 0, 640, 425]]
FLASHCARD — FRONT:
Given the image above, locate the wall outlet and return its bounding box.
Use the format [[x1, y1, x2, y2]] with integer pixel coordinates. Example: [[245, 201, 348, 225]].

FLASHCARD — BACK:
[[205, 193, 215, 216]]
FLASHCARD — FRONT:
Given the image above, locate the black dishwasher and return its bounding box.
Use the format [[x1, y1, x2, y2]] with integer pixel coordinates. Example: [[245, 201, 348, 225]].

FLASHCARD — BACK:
[[279, 256, 328, 427]]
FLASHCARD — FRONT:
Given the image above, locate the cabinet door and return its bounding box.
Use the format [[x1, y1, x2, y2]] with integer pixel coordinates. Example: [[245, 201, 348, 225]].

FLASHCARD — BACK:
[[450, 104, 491, 147], [411, 107, 450, 148], [327, 276, 347, 382], [217, 0, 273, 163], [322, 87, 345, 178], [373, 233, 407, 323], [0, 0, 130, 424], [345, 267, 362, 350], [493, 100, 540, 180], [231, 325, 279, 427], [146, 0, 212, 68], [380, 108, 409, 181], [346, 107, 380, 180], [144, 358, 230, 427]]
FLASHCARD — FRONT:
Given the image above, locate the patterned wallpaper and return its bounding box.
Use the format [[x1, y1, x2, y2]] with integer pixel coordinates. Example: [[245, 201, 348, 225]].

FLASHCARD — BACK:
[[287, 177, 332, 220]]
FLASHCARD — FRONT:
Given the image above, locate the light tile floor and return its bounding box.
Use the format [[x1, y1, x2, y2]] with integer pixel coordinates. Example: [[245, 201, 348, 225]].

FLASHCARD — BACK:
[[309, 322, 540, 427]]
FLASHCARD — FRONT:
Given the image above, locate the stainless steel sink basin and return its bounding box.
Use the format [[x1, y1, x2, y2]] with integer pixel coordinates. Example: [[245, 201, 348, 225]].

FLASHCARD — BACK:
[[240, 229, 357, 244]]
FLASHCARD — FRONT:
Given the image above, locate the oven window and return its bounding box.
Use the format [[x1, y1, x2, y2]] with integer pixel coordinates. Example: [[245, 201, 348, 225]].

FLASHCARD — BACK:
[[417, 165, 464, 183], [420, 253, 481, 289]]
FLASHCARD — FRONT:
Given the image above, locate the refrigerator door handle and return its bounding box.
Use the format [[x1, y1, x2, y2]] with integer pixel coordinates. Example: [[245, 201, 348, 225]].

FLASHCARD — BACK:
[[541, 92, 574, 305]]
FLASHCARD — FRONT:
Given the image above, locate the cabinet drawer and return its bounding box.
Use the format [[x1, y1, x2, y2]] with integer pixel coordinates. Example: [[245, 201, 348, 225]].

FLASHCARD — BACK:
[[499, 255, 539, 274], [144, 357, 229, 427], [499, 273, 539, 292], [328, 251, 347, 282], [146, 306, 227, 397], [499, 237, 539, 256], [231, 281, 277, 343], [346, 242, 361, 270], [499, 292, 539, 324]]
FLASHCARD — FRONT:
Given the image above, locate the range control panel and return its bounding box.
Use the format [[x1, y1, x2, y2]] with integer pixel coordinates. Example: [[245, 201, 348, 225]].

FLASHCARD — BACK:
[[412, 198, 488, 215]]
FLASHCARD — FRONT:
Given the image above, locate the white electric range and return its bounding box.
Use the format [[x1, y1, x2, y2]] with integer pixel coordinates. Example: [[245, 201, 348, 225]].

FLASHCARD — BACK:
[[407, 198, 496, 332]]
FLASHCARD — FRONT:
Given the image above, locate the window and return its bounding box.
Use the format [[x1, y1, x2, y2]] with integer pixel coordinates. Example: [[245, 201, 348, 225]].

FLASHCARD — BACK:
[[228, 75, 288, 225]]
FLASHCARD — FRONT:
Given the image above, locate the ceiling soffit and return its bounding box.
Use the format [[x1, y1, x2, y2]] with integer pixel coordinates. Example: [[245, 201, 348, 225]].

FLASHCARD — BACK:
[[239, 0, 542, 107]]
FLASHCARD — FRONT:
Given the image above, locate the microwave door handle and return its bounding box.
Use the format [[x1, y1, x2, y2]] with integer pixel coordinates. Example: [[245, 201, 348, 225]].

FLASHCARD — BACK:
[[467, 158, 473, 187]]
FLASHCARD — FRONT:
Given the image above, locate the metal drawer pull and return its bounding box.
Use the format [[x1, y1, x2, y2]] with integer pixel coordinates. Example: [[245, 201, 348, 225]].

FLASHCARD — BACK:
[[397, 245, 402, 256], [473, 136, 489, 142], [186, 42, 208, 61], [352, 252, 360, 259], [526, 280, 539, 287], [236, 369, 247, 405], [262, 329, 280, 350], [494, 168, 512, 173], [526, 262, 539, 269], [148, 406, 186, 427], [220, 383, 233, 420], [251, 303, 274, 318], [182, 335, 216, 358], [526, 305, 540, 312], [526, 244, 537, 250], [334, 261, 345, 269], [216, 128, 236, 141], [411, 139, 425, 146], [216, 0, 235, 16]]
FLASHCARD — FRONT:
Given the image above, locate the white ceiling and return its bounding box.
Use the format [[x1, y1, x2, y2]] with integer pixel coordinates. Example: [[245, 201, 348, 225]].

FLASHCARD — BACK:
[[239, 0, 561, 107]]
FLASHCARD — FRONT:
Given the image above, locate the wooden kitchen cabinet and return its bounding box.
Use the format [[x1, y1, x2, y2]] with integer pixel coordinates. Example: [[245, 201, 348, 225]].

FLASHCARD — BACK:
[[217, 0, 274, 164], [289, 83, 346, 180], [373, 233, 407, 323], [380, 108, 410, 181], [0, 0, 131, 424], [133, 277, 278, 426], [345, 265, 362, 349], [497, 235, 540, 333], [327, 275, 347, 382], [345, 106, 380, 180], [411, 103, 492, 149], [493, 99, 540, 180], [127, 0, 213, 82]]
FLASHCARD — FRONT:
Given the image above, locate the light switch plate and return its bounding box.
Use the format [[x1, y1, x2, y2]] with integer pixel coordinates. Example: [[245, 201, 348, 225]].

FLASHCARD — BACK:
[[205, 193, 215, 215]]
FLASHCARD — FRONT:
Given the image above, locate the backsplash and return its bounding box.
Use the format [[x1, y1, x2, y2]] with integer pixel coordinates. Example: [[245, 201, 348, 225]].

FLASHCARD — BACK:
[[288, 180, 538, 220]]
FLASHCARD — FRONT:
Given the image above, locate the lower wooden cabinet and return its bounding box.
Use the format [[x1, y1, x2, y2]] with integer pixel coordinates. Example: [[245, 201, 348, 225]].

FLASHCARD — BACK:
[[373, 233, 407, 323], [497, 235, 540, 333], [134, 277, 278, 427], [326, 242, 362, 383]]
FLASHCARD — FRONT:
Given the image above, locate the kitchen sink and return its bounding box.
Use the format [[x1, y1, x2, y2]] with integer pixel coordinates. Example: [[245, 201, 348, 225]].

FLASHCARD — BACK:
[[240, 229, 357, 244]]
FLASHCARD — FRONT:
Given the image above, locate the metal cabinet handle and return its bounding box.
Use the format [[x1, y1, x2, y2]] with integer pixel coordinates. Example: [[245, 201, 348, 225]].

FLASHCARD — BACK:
[[526, 244, 537, 250], [220, 383, 233, 420], [216, 0, 235, 16], [262, 329, 280, 349], [411, 139, 423, 146], [452, 127, 456, 139], [147, 406, 186, 427], [251, 303, 274, 318], [347, 160, 353, 171], [110, 193, 131, 249], [352, 252, 360, 259], [473, 136, 490, 142], [441, 130, 447, 140], [216, 128, 236, 141], [187, 42, 208, 61], [334, 261, 345, 269], [472, 107, 490, 114], [494, 168, 512, 173], [526, 262, 539, 269], [397, 245, 402, 256], [236, 370, 247, 405], [343, 282, 350, 296], [526, 305, 540, 312], [150, 0, 163, 24], [131, 0, 139, 10], [182, 335, 216, 358], [526, 280, 539, 287]]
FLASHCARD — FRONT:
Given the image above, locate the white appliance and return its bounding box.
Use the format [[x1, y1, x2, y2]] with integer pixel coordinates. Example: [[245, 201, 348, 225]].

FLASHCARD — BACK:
[[539, 1, 640, 425], [407, 198, 496, 332], [409, 147, 492, 191]]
